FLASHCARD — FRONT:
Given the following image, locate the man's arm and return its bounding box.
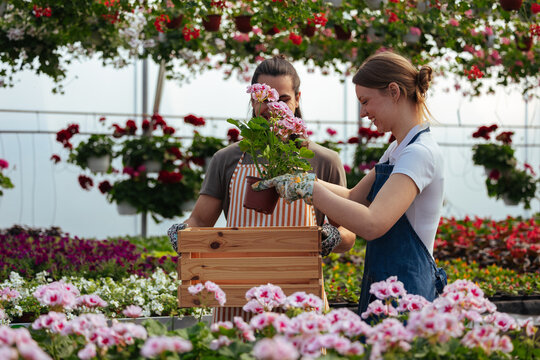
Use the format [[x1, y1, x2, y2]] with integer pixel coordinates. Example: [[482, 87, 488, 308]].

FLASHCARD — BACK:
[[183, 194, 223, 227]]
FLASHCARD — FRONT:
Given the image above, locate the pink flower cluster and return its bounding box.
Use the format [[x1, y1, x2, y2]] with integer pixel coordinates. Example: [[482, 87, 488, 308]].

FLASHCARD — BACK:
[[243, 283, 287, 312], [0, 287, 19, 303], [0, 326, 51, 360], [188, 281, 226, 306], [246, 83, 279, 103], [140, 336, 192, 357], [247, 83, 309, 139], [33, 281, 81, 310]]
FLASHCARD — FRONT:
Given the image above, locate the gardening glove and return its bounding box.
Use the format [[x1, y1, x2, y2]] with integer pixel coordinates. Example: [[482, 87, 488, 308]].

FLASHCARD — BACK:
[[320, 223, 342, 257], [252, 172, 317, 205], [167, 223, 188, 253]]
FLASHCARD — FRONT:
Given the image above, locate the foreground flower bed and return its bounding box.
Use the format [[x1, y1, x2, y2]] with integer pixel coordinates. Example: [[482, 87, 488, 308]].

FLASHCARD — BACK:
[[1, 277, 538, 360], [0, 269, 197, 323]]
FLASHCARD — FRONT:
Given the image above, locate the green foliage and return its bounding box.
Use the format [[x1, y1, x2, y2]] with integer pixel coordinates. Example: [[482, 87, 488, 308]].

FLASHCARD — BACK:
[[188, 132, 225, 159], [68, 134, 114, 170], [228, 116, 313, 179], [119, 135, 182, 171], [0, 171, 14, 196], [472, 143, 516, 171], [485, 168, 538, 209]]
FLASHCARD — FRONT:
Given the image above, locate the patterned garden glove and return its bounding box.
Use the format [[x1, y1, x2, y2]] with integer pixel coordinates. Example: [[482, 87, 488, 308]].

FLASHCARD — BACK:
[[321, 223, 342, 257], [167, 223, 188, 253], [252, 173, 317, 204]]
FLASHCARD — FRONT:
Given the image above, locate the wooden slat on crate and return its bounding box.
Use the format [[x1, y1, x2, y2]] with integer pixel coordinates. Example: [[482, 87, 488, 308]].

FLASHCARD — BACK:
[[179, 256, 320, 281], [178, 226, 320, 252]]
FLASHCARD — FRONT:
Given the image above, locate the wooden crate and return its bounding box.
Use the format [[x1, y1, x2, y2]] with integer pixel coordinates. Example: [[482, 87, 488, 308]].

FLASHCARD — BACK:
[[177, 226, 322, 307]]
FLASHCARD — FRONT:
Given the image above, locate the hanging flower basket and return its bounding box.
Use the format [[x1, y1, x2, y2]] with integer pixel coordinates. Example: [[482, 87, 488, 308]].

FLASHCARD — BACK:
[[86, 155, 110, 173], [499, 0, 523, 11], [144, 160, 162, 173], [365, 0, 387, 10], [166, 15, 184, 30], [202, 14, 221, 32], [117, 201, 137, 215], [234, 15, 252, 33], [243, 176, 279, 215], [502, 194, 519, 206], [334, 25, 351, 40], [302, 24, 316, 38], [515, 36, 533, 51]]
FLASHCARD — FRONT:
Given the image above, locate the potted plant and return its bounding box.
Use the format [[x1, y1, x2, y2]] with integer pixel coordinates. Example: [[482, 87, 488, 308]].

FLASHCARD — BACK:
[[106, 178, 150, 215], [118, 135, 182, 173], [200, 0, 227, 32], [485, 167, 538, 208], [0, 158, 14, 196], [471, 125, 516, 174], [227, 83, 314, 214], [187, 131, 225, 169], [231, 2, 254, 33], [68, 134, 114, 173], [471, 124, 539, 208]]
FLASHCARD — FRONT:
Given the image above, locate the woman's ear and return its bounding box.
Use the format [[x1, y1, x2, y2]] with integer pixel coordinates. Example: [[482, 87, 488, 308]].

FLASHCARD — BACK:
[[295, 91, 301, 108], [388, 82, 400, 103]]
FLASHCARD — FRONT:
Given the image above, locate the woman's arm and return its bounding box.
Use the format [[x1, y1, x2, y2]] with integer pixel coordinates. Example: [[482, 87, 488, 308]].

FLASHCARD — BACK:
[[317, 168, 376, 207], [312, 173, 418, 240]]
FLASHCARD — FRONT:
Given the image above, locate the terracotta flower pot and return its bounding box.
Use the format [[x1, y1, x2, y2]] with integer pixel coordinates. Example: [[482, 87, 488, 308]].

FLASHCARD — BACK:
[[243, 176, 279, 215], [499, 0, 523, 11], [334, 25, 351, 40], [202, 14, 221, 32], [166, 15, 184, 29], [302, 24, 316, 37], [234, 15, 252, 33]]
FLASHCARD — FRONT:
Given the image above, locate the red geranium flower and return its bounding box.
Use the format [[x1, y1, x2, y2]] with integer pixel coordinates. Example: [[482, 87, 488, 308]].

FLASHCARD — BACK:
[[152, 113, 167, 128], [125, 119, 137, 135], [0, 159, 8, 169], [98, 180, 112, 194], [78, 175, 93, 190], [184, 114, 205, 127], [495, 131, 514, 144], [163, 126, 176, 135], [158, 170, 183, 184], [288, 33, 302, 45], [227, 128, 240, 143], [142, 119, 151, 131], [50, 154, 61, 164], [347, 136, 359, 144], [167, 147, 182, 159], [326, 128, 337, 136]]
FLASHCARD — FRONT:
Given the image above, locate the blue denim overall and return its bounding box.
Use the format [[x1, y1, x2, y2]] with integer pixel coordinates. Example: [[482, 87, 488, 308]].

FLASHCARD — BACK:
[[357, 128, 447, 315]]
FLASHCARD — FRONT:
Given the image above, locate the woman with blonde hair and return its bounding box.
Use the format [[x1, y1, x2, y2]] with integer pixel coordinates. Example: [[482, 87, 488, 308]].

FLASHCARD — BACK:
[[254, 52, 447, 315]]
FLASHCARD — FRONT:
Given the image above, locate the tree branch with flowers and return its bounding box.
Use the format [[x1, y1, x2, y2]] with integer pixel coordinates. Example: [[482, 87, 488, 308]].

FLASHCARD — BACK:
[[0, 1, 539, 97]]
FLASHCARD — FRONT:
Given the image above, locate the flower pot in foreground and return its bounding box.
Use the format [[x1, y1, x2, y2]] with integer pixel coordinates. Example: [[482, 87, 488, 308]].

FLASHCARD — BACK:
[[243, 176, 279, 214], [87, 155, 110, 173], [202, 14, 221, 32]]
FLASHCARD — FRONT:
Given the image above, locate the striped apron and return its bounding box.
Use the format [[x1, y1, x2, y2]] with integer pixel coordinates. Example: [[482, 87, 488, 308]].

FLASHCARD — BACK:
[[212, 154, 325, 322]]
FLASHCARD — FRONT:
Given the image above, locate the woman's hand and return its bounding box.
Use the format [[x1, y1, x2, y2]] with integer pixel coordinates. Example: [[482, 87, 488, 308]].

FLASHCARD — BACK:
[[252, 173, 317, 204]]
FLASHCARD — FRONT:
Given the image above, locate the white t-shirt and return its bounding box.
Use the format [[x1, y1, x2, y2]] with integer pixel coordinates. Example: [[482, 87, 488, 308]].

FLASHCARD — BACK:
[[379, 124, 444, 255]]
